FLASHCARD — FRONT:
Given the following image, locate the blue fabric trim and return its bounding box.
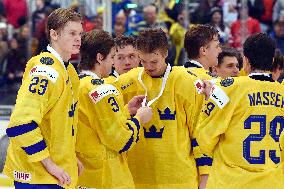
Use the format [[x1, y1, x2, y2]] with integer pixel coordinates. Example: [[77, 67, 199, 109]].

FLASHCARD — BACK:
[[6, 121, 38, 137], [130, 117, 140, 142], [22, 140, 47, 155], [195, 157, 213, 166], [14, 181, 64, 189], [119, 123, 134, 154], [191, 138, 199, 148]]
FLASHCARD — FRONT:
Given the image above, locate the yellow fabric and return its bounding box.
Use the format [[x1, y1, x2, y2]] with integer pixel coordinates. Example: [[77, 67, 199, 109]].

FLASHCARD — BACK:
[[238, 68, 247, 76], [76, 75, 142, 189], [169, 23, 186, 66], [4, 52, 80, 189], [114, 66, 199, 189], [197, 76, 284, 189], [187, 67, 219, 175]]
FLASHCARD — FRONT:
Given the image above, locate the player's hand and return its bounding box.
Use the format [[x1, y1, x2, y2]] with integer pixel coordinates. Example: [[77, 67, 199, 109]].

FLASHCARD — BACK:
[[136, 107, 153, 124], [203, 80, 213, 100], [77, 158, 84, 176], [128, 95, 145, 115], [41, 157, 71, 186]]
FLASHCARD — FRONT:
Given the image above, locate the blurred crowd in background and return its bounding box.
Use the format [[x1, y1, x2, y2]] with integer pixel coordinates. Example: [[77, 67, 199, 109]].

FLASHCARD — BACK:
[[0, 0, 283, 102]]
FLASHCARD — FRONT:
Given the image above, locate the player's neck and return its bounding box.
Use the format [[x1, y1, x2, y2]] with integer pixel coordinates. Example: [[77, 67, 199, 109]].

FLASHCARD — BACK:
[[50, 43, 71, 62], [91, 65, 102, 78], [192, 58, 208, 70]]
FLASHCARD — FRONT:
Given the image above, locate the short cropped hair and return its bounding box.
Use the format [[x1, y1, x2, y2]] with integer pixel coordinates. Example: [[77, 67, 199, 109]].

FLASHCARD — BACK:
[[218, 47, 243, 70], [243, 33, 276, 71], [184, 24, 219, 59], [115, 35, 136, 50], [136, 28, 168, 54], [79, 30, 114, 71], [47, 8, 82, 41]]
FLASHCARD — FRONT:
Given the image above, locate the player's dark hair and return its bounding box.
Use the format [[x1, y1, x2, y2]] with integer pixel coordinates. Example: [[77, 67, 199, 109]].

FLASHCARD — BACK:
[[136, 28, 168, 55], [243, 33, 276, 71], [218, 47, 243, 70], [79, 30, 114, 71], [184, 24, 219, 59]]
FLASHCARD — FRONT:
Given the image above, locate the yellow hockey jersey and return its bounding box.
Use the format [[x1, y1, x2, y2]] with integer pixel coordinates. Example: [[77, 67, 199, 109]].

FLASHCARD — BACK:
[[76, 71, 141, 189], [197, 74, 284, 189], [184, 60, 218, 175], [114, 66, 199, 189], [4, 48, 80, 189]]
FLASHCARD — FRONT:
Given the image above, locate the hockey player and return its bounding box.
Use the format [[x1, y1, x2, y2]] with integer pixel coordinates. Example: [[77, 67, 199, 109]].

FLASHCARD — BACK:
[[4, 8, 83, 189], [114, 28, 199, 189], [76, 30, 153, 189], [197, 33, 284, 189]]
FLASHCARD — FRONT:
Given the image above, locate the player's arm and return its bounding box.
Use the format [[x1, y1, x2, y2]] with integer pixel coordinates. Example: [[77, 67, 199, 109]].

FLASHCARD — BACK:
[[196, 82, 233, 155], [6, 64, 62, 162], [89, 84, 152, 153]]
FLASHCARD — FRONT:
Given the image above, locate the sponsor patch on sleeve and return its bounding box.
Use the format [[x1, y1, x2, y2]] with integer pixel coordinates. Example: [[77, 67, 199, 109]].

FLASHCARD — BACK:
[[194, 79, 205, 94], [209, 85, 230, 109], [29, 65, 59, 83], [89, 84, 120, 104]]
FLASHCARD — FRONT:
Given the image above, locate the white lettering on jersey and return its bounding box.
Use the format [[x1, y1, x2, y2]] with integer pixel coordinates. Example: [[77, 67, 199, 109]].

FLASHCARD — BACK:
[[13, 170, 32, 182], [210, 85, 230, 109], [29, 65, 59, 83], [89, 84, 120, 104]]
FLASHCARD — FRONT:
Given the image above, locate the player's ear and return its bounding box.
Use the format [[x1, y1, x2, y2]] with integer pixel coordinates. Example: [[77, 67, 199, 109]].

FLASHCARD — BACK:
[[50, 29, 58, 41], [200, 46, 206, 56], [243, 56, 251, 74], [96, 53, 104, 64]]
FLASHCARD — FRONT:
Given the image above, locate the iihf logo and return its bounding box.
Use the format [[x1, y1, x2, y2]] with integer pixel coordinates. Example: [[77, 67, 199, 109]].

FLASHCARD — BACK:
[[144, 125, 165, 138], [158, 107, 176, 120]]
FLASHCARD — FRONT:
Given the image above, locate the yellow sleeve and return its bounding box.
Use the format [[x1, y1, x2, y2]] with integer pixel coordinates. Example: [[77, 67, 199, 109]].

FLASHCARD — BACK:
[[88, 83, 141, 153], [196, 83, 234, 155], [6, 63, 62, 162]]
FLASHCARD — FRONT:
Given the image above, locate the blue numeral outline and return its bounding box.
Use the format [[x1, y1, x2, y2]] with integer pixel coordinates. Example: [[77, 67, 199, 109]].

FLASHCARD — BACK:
[[108, 97, 119, 112], [28, 77, 49, 95], [243, 115, 284, 164]]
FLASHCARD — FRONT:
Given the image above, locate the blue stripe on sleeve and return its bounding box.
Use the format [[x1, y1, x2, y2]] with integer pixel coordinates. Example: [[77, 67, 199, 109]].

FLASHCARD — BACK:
[[6, 121, 38, 137], [22, 140, 47, 155], [195, 157, 213, 166], [130, 117, 140, 142], [119, 123, 134, 154]]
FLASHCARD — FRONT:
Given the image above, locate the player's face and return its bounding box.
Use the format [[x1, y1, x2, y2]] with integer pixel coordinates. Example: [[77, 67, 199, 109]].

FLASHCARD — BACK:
[[205, 35, 222, 67], [114, 45, 139, 75], [215, 56, 239, 78], [138, 50, 167, 77], [55, 21, 83, 56], [101, 47, 115, 78]]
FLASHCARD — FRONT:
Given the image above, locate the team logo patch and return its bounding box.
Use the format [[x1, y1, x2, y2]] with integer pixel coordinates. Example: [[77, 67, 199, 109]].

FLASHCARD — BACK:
[[89, 84, 119, 104], [29, 65, 59, 83], [220, 78, 234, 87], [40, 57, 54, 65], [91, 79, 104, 85], [13, 170, 32, 182], [210, 85, 230, 109]]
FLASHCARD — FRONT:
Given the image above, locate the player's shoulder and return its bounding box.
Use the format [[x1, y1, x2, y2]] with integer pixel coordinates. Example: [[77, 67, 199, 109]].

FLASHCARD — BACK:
[[26, 52, 62, 84]]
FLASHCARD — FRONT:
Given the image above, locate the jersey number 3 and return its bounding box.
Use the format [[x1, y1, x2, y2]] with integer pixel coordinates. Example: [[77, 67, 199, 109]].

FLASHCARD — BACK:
[[243, 115, 284, 164], [29, 76, 48, 95]]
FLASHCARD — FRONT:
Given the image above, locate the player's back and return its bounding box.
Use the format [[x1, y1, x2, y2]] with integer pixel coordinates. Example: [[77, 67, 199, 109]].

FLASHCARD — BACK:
[[204, 75, 284, 189]]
